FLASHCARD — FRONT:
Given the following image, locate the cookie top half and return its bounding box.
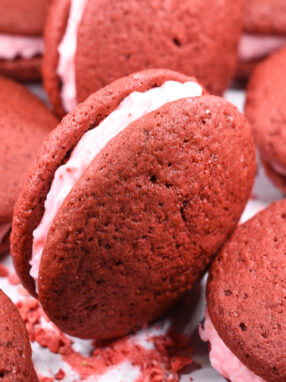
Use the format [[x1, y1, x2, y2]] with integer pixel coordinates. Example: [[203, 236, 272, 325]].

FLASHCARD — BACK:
[[0, 0, 51, 36], [12, 69, 255, 340], [207, 200, 286, 382]]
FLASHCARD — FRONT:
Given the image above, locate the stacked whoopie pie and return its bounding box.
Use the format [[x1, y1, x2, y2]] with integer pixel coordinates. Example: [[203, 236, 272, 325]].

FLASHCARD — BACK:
[[237, 0, 286, 79], [11, 69, 256, 340], [43, 0, 243, 115], [0, 0, 51, 81]]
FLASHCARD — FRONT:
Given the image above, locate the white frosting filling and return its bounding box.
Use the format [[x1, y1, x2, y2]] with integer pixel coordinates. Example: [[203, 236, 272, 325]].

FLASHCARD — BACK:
[[0, 34, 44, 60], [0, 223, 11, 244], [239, 33, 286, 62], [30, 80, 203, 288], [199, 309, 266, 382], [57, 0, 88, 112]]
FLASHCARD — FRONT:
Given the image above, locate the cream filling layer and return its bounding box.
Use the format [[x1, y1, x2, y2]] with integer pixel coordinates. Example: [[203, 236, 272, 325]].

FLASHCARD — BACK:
[[238, 33, 286, 62], [57, 0, 88, 113], [30, 80, 203, 288], [199, 309, 266, 382], [0, 223, 11, 244], [0, 34, 44, 60]]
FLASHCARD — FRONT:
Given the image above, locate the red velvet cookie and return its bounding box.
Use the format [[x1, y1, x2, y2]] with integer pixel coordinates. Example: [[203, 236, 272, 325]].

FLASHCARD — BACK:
[[245, 47, 286, 193], [0, 76, 58, 256], [0, 0, 51, 82], [200, 201, 286, 382], [237, 0, 286, 80], [43, 0, 243, 116], [11, 69, 256, 340], [0, 289, 38, 381]]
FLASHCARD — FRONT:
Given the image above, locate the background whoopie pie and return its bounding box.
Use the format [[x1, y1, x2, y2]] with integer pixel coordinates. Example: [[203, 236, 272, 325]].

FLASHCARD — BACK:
[[237, 0, 286, 80], [0, 76, 58, 256], [0, 289, 38, 381], [43, 0, 243, 116], [245, 46, 286, 194], [0, 0, 51, 82], [200, 200, 286, 382], [12, 69, 256, 341]]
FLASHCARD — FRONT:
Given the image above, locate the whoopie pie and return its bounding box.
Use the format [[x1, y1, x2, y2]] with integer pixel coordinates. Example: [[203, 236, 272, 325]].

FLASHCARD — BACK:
[[200, 200, 286, 382], [0, 0, 51, 81], [43, 0, 243, 115], [12, 69, 256, 340]]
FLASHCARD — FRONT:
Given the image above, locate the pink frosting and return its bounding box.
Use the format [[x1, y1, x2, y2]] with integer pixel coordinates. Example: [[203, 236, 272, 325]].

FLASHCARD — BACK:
[[57, 0, 88, 112], [199, 309, 266, 382], [238, 33, 286, 62], [30, 80, 203, 289], [0, 223, 11, 244], [0, 34, 43, 60]]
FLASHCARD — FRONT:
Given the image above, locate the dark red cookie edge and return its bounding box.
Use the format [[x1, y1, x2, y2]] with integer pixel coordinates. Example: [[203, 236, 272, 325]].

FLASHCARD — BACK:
[[0, 56, 42, 82]]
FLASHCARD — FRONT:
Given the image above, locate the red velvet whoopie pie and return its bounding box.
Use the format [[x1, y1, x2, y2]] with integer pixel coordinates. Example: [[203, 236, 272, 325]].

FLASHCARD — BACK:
[[43, 0, 243, 115], [12, 69, 256, 341]]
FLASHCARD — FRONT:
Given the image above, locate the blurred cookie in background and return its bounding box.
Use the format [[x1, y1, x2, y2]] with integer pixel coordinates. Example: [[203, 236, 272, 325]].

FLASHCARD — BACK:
[[245, 46, 286, 194], [237, 0, 286, 80], [43, 0, 243, 116], [0, 76, 58, 256], [0, 0, 51, 82]]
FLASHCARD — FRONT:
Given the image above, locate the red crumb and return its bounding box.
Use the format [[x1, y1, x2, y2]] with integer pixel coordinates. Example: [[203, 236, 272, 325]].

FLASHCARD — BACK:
[[17, 295, 194, 381], [171, 355, 193, 372], [151, 329, 193, 375], [8, 272, 20, 285], [17, 297, 72, 355], [55, 369, 65, 380], [35, 327, 71, 354], [61, 328, 193, 381], [0, 264, 9, 277], [39, 377, 54, 382]]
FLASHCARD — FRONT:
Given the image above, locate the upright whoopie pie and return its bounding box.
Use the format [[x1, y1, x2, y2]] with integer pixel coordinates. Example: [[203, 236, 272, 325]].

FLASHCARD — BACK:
[[0, 0, 51, 81], [43, 0, 243, 116], [0, 76, 58, 256], [12, 69, 256, 340], [237, 0, 286, 80], [0, 289, 38, 381], [200, 200, 286, 382], [245, 47, 286, 193]]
